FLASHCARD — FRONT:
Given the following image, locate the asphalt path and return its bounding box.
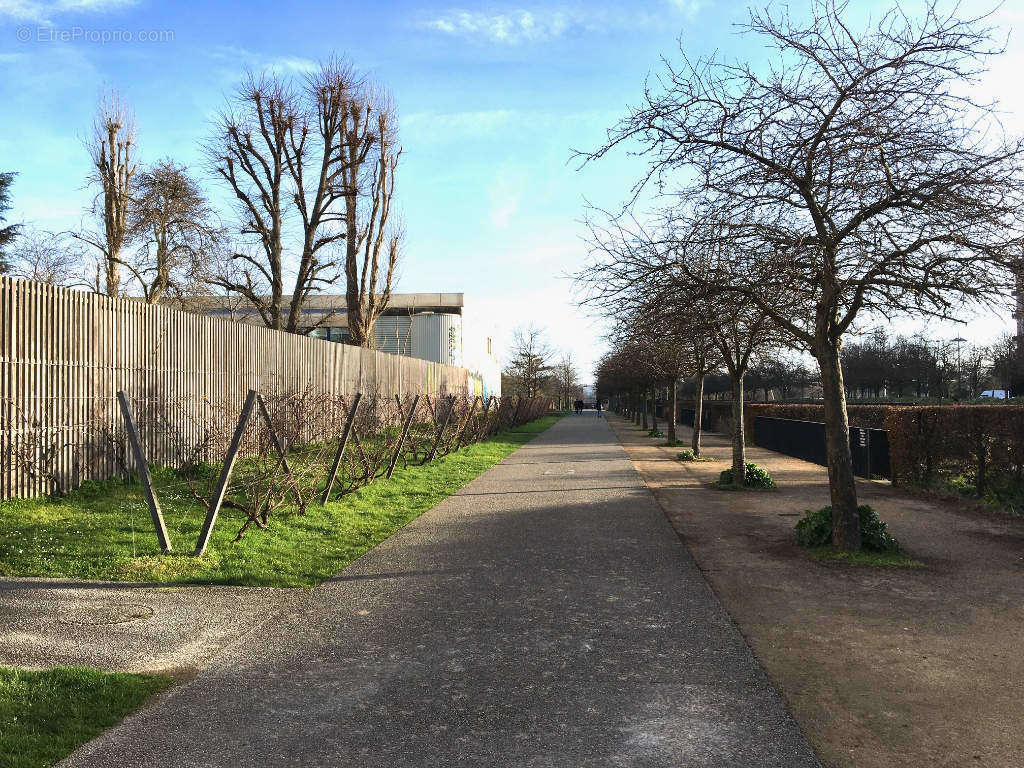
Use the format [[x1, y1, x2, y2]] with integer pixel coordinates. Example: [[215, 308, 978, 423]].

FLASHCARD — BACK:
[[61, 413, 819, 767]]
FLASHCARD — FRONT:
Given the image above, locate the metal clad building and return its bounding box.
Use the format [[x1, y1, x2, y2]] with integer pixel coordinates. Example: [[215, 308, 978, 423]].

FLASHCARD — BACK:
[[191, 292, 501, 396]]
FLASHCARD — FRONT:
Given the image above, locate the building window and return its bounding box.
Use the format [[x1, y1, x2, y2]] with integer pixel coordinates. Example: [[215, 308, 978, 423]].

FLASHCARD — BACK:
[[309, 326, 350, 343]]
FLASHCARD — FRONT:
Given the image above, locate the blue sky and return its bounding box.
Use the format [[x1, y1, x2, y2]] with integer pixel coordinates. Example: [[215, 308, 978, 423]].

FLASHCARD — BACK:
[[1, 0, 1022, 380]]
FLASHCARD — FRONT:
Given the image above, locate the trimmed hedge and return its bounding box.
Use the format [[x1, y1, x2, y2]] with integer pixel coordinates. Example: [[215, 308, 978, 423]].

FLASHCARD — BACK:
[[885, 406, 1024, 495]]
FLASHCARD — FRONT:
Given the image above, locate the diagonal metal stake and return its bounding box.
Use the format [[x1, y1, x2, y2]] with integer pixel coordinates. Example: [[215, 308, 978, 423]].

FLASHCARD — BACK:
[[423, 395, 456, 465], [479, 395, 495, 440], [194, 390, 258, 557], [321, 392, 362, 504], [453, 395, 481, 450], [386, 394, 420, 479], [255, 393, 303, 509], [117, 391, 172, 555]]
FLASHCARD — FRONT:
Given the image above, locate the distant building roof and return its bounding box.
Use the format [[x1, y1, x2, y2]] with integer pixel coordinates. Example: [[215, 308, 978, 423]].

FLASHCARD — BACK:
[[184, 293, 466, 328]]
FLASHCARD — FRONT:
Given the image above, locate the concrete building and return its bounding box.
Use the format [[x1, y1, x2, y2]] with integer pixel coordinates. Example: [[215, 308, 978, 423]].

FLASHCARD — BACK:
[[199, 293, 502, 397]]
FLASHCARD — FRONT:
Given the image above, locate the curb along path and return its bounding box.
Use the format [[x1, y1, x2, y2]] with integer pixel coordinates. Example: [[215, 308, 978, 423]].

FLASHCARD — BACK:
[[63, 414, 819, 767]]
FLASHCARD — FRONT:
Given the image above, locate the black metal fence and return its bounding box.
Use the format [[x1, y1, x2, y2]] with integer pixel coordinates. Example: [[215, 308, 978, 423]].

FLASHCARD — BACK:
[[676, 408, 890, 478], [752, 417, 890, 479]]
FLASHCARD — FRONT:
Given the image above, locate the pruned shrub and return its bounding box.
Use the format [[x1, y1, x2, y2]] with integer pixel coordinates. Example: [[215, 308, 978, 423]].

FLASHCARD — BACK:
[[794, 505, 902, 552], [718, 462, 776, 489]]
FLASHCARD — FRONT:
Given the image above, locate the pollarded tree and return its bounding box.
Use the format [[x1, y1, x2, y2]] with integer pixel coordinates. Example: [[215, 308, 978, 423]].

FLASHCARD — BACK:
[[582, 1, 1024, 549], [338, 82, 402, 347], [208, 61, 400, 337], [74, 91, 137, 297], [207, 72, 294, 328]]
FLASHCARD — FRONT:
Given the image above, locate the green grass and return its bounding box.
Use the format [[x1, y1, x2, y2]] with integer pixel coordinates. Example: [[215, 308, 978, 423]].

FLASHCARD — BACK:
[[809, 546, 924, 568], [0, 416, 561, 587], [676, 450, 715, 462], [0, 666, 173, 768]]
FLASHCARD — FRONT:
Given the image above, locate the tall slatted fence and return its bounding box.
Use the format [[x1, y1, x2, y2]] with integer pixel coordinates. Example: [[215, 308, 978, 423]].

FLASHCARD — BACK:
[[0, 277, 470, 500]]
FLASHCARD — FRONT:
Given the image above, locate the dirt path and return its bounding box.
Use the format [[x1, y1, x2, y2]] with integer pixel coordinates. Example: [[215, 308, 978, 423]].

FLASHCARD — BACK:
[[607, 413, 1024, 768]]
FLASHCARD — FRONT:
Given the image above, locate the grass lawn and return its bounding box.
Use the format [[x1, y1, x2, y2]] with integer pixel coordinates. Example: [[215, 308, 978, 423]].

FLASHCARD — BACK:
[[809, 546, 925, 568], [0, 416, 561, 587], [0, 666, 172, 768]]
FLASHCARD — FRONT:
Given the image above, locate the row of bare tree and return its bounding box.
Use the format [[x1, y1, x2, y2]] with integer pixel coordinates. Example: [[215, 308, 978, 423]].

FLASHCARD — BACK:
[[576, 1, 1024, 551], [1, 55, 401, 343], [501, 325, 585, 409]]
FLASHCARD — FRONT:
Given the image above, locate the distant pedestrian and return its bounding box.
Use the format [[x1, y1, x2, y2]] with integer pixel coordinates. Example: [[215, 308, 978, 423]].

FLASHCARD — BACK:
[[573, 399, 583, 415], [595, 399, 603, 418]]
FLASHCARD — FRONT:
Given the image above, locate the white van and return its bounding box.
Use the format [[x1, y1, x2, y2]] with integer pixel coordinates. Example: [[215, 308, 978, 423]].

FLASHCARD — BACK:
[[978, 389, 1009, 399]]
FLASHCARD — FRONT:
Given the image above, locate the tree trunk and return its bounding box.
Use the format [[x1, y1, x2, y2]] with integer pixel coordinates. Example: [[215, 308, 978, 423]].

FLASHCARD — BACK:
[[634, 391, 641, 424], [650, 390, 658, 433], [817, 339, 861, 551], [692, 374, 705, 457], [730, 374, 746, 486], [667, 380, 678, 442], [641, 392, 648, 429]]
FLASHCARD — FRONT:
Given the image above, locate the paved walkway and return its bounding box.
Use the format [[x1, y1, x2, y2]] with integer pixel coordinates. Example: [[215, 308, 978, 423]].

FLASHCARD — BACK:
[[62, 414, 818, 767]]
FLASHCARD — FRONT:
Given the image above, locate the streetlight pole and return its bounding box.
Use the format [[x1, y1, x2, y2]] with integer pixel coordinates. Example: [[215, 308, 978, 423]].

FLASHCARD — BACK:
[[952, 336, 966, 400]]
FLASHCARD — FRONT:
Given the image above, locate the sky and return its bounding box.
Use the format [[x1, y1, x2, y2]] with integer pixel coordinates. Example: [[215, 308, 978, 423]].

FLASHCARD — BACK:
[[1, 0, 1022, 383]]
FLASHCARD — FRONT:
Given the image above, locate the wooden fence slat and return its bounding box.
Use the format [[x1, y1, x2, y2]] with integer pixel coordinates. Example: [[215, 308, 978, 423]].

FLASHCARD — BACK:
[[0, 277, 475, 502]]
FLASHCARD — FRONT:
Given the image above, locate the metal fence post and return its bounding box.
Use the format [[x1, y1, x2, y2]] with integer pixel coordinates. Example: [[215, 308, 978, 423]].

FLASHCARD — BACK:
[[321, 393, 362, 504], [194, 390, 258, 557], [386, 394, 420, 479], [116, 391, 172, 555]]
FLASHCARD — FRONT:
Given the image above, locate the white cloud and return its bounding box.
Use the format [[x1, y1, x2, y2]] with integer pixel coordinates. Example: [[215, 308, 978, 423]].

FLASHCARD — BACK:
[[488, 165, 528, 228], [423, 8, 583, 44], [0, 0, 137, 23], [404, 109, 517, 139], [668, 0, 705, 21], [422, 2, 710, 44], [207, 46, 319, 79]]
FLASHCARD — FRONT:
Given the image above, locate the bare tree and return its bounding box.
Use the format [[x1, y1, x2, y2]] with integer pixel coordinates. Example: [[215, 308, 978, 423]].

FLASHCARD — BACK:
[[283, 59, 364, 332], [7, 228, 80, 285], [206, 72, 297, 328], [129, 160, 220, 303], [340, 83, 402, 347], [503, 325, 554, 398], [207, 62, 401, 338], [75, 91, 137, 297], [580, 1, 1024, 549], [552, 352, 583, 410]]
